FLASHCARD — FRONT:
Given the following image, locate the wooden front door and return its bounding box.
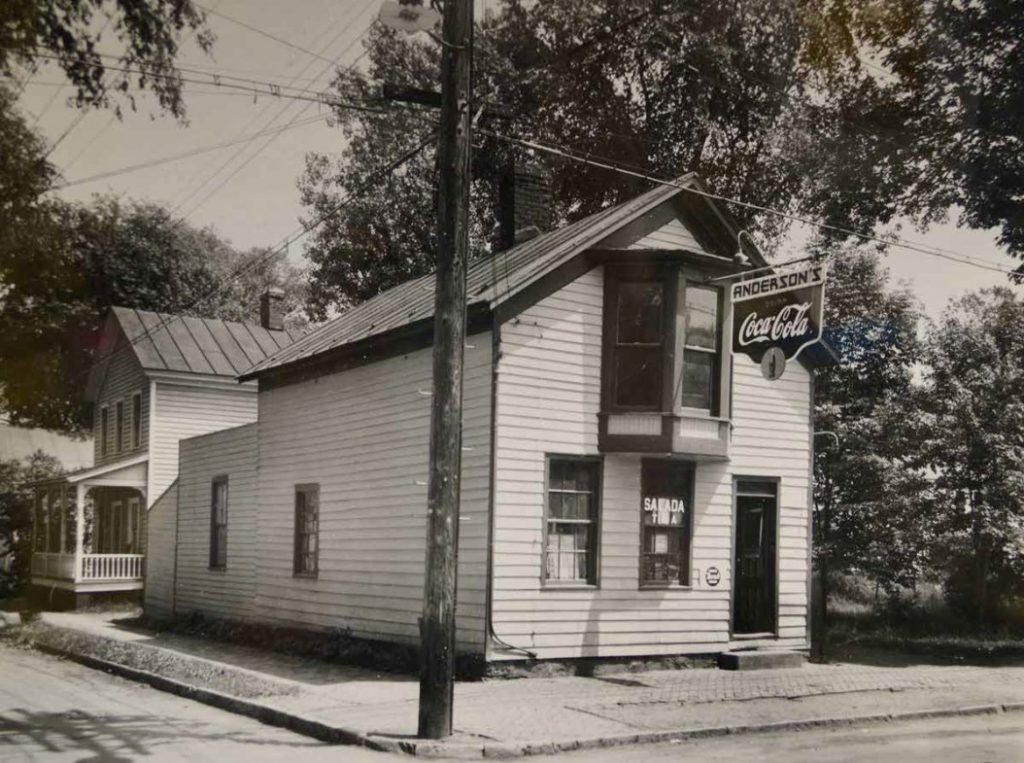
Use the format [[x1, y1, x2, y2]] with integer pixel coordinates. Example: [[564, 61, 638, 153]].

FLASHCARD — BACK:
[[733, 480, 777, 635]]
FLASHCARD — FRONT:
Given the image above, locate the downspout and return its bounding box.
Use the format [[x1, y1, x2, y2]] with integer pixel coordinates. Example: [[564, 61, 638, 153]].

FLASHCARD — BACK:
[[484, 317, 537, 660]]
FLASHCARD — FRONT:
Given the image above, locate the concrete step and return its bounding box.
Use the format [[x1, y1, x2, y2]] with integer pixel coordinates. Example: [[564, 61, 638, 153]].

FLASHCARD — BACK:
[[717, 650, 806, 671]]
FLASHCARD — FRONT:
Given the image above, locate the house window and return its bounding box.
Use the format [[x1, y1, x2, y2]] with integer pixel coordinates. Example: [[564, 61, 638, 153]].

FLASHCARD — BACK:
[[544, 457, 601, 585], [640, 459, 694, 586], [293, 485, 319, 577], [100, 406, 109, 456], [210, 477, 228, 569], [131, 393, 142, 449], [115, 400, 124, 453], [679, 285, 720, 411], [611, 280, 666, 410]]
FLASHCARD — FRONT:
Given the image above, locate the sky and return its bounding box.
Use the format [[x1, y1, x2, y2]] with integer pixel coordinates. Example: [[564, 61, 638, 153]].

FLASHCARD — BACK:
[[12, 0, 1022, 320]]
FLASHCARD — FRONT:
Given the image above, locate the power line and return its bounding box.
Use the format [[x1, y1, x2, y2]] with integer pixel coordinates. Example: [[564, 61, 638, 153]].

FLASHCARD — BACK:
[[175, 5, 378, 219], [79, 130, 436, 383], [479, 128, 1021, 277], [56, 114, 328, 189], [170, 1, 377, 215], [44, 111, 87, 159], [195, 2, 344, 66]]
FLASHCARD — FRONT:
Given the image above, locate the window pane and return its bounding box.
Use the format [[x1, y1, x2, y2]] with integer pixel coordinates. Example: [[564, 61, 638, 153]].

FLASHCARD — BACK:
[[685, 287, 717, 350], [614, 347, 663, 408], [545, 460, 598, 584], [680, 351, 713, 409], [617, 282, 663, 344], [546, 524, 589, 581]]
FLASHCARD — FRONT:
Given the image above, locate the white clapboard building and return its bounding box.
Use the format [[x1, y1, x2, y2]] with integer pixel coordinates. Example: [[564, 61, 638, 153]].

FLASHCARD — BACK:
[[145, 174, 835, 663], [29, 299, 301, 609]]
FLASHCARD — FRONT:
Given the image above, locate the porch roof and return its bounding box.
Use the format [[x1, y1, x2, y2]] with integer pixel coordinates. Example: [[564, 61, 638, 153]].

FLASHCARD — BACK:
[[34, 453, 148, 489]]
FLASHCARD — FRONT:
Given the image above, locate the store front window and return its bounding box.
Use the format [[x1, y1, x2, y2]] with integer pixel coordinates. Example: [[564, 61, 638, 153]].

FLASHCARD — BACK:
[[640, 459, 693, 586]]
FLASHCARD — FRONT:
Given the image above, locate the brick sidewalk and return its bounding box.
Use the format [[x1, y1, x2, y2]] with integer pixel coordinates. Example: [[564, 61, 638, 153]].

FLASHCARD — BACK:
[[31, 612, 1024, 756]]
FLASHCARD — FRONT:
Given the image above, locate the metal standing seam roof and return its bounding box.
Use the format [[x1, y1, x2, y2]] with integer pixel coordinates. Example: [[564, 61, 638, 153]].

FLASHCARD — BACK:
[[242, 175, 701, 379], [111, 306, 304, 377]]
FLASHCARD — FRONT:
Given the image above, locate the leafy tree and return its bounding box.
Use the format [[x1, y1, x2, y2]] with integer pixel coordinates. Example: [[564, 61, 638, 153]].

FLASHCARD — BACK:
[[919, 288, 1024, 625], [0, 450, 63, 596], [840, 0, 1024, 274], [299, 0, 857, 317], [813, 246, 929, 599], [0, 193, 306, 435], [1, 0, 212, 120]]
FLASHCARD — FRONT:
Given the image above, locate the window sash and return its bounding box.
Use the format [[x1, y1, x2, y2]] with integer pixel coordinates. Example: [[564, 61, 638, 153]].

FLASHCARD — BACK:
[[640, 461, 693, 586], [294, 487, 319, 576], [131, 393, 142, 449], [210, 479, 228, 569], [611, 279, 666, 411], [100, 407, 109, 455], [116, 401, 124, 448], [544, 459, 599, 584]]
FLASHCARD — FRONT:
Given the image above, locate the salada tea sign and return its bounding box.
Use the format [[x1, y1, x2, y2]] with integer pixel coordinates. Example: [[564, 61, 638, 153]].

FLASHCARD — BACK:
[[731, 264, 827, 363]]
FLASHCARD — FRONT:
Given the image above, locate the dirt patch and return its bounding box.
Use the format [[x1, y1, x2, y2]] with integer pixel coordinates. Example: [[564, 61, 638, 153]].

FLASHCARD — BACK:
[[2, 621, 299, 699]]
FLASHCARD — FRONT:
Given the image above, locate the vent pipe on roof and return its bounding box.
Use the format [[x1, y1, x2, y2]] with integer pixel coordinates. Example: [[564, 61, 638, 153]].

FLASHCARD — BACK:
[[260, 288, 285, 331], [496, 164, 551, 252]]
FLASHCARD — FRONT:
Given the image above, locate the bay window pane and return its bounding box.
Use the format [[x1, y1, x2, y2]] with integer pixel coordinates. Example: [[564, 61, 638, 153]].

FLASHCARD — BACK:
[[685, 286, 718, 350], [680, 351, 713, 409], [617, 282, 663, 344], [614, 347, 662, 408]]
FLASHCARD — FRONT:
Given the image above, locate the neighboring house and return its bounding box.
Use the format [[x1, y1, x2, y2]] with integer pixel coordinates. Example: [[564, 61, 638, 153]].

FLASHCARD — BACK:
[[149, 174, 835, 663], [29, 296, 301, 608]]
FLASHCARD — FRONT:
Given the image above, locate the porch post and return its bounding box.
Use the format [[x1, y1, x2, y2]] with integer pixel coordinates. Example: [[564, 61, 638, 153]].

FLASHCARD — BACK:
[[59, 486, 67, 555], [74, 484, 86, 583]]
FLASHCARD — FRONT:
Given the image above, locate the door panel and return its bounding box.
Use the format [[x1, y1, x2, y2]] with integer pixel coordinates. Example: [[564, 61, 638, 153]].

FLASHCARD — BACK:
[[733, 485, 777, 634]]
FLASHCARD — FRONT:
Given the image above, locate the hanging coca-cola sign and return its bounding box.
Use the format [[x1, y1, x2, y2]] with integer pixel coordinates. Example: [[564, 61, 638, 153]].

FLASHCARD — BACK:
[[731, 264, 827, 363]]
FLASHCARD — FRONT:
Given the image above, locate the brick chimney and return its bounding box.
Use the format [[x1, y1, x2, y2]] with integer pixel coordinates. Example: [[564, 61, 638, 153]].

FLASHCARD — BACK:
[[260, 288, 285, 331], [497, 164, 552, 251]]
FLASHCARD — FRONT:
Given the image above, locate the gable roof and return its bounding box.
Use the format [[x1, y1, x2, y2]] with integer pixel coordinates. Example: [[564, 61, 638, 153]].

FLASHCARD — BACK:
[[86, 307, 304, 400], [243, 174, 755, 381]]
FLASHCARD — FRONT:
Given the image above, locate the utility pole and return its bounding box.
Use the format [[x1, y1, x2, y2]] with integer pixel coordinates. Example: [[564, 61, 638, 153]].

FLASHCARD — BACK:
[[418, 0, 473, 740]]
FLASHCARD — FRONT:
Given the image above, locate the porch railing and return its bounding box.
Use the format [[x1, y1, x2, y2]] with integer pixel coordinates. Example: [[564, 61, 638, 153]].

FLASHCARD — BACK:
[[31, 552, 144, 582], [81, 554, 144, 581]]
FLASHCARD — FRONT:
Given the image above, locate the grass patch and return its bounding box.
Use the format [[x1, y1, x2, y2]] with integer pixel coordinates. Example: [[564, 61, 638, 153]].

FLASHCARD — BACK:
[[1, 619, 299, 698]]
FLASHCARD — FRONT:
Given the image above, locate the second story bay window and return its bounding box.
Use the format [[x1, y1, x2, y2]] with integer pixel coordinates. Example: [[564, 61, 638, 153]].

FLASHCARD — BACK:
[[600, 262, 728, 455]]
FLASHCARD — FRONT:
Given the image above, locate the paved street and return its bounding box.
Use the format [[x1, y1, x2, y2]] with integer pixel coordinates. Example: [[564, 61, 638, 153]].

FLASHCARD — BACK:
[[3, 642, 1024, 761], [0, 644, 400, 762], [561, 713, 1024, 762]]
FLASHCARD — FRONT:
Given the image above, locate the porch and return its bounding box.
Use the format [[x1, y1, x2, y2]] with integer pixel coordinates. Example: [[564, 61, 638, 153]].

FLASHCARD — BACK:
[[31, 454, 147, 595]]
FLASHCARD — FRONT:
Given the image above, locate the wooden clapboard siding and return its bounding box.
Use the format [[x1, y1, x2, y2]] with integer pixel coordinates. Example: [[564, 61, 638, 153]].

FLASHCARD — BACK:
[[729, 355, 812, 651], [173, 424, 258, 620], [492, 263, 813, 661], [148, 382, 257, 508], [93, 338, 149, 467], [252, 335, 492, 653], [628, 217, 702, 251], [144, 479, 178, 620]]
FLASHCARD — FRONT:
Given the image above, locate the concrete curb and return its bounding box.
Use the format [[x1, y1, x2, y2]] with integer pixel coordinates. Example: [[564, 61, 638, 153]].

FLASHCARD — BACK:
[[31, 640, 1024, 758]]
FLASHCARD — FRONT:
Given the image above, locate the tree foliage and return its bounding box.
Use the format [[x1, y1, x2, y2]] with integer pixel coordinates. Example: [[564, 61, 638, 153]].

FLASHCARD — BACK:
[[813, 246, 929, 593], [919, 288, 1024, 623], [0, 450, 63, 596], [299, 0, 1022, 318], [0, 190, 306, 435], [1, 0, 212, 120]]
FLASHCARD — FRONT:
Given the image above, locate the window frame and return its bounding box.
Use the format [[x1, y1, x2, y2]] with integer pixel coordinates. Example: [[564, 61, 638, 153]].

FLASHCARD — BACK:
[[293, 484, 320, 578], [209, 476, 228, 570], [603, 265, 674, 413], [678, 282, 724, 414], [115, 399, 125, 453], [541, 455, 602, 588], [638, 459, 695, 588], [99, 405, 109, 456], [131, 392, 142, 449]]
